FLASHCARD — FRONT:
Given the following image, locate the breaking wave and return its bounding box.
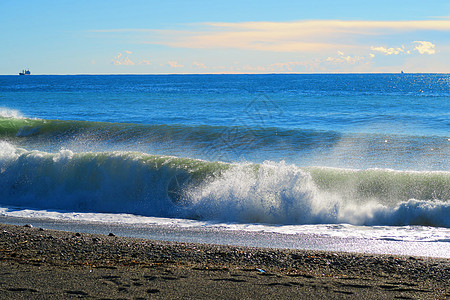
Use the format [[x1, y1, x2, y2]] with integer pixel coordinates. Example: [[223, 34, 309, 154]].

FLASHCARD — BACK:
[[1, 141, 448, 227]]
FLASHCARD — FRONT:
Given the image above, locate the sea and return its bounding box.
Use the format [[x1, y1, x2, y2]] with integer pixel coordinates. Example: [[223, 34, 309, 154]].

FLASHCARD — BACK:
[[0, 74, 449, 257]]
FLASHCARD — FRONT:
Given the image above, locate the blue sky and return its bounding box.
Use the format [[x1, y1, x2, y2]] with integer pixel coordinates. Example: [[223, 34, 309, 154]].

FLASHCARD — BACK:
[[1, 0, 450, 74]]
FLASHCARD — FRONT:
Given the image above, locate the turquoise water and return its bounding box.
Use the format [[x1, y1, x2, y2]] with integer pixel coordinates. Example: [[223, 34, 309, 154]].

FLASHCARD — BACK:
[[0, 74, 449, 255]]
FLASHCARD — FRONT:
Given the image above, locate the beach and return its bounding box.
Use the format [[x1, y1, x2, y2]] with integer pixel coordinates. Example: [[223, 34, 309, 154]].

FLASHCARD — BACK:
[[1, 223, 448, 299]]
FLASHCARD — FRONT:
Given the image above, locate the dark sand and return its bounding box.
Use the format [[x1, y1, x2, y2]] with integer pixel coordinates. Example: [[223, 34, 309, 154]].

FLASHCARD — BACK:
[[0, 223, 448, 299]]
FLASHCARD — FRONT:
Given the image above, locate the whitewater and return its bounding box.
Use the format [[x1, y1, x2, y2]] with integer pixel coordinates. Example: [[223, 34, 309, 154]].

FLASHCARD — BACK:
[[0, 74, 448, 257]]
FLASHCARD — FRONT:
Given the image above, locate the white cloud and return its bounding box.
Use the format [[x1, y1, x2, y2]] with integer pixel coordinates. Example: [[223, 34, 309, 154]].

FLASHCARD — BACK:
[[167, 61, 184, 68], [111, 51, 153, 66], [326, 53, 366, 64], [370, 46, 405, 55], [193, 61, 207, 69], [112, 51, 135, 65], [413, 41, 436, 54], [371, 41, 436, 56]]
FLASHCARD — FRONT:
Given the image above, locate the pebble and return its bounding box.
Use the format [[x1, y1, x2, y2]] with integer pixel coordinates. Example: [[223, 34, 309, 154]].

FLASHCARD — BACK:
[[0, 222, 448, 288]]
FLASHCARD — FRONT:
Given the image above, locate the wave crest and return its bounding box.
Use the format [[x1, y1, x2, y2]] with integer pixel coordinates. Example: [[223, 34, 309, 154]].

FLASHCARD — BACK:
[[0, 107, 24, 119], [0, 142, 448, 227]]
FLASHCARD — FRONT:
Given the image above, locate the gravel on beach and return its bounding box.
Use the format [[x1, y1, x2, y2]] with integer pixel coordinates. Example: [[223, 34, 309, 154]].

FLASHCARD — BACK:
[[0, 223, 449, 299]]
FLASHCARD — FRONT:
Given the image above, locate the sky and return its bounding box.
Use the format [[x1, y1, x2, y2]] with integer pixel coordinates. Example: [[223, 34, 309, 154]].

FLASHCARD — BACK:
[[1, 0, 450, 74]]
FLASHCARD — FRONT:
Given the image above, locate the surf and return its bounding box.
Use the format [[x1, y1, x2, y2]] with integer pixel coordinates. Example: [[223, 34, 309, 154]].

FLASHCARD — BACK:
[[1, 141, 448, 227]]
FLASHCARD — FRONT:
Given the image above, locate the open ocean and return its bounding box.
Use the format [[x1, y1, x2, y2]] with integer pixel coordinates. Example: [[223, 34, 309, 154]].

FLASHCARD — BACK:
[[0, 74, 449, 257]]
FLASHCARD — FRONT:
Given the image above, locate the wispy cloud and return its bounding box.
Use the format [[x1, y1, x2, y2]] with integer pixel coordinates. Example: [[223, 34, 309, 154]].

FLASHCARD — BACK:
[[325, 52, 367, 64], [111, 50, 151, 66], [94, 19, 449, 73], [141, 20, 450, 53], [193, 61, 207, 69], [167, 61, 184, 68], [371, 46, 408, 55], [112, 51, 135, 65]]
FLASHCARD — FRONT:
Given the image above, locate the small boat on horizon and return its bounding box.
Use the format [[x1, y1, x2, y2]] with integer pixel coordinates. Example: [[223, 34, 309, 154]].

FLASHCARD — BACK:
[[19, 69, 31, 75]]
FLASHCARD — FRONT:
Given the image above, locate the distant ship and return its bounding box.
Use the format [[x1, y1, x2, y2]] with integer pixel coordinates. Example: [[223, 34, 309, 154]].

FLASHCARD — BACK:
[[19, 69, 31, 75]]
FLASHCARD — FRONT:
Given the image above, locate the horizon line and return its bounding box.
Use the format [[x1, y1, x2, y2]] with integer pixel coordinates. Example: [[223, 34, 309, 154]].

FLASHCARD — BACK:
[[2, 72, 449, 76]]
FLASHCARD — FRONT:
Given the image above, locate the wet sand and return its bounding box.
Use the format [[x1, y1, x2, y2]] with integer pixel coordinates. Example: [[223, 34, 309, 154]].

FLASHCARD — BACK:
[[1, 223, 449, 299]]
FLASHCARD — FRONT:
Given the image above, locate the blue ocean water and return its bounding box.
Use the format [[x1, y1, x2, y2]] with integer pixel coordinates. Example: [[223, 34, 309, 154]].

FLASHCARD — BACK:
[[0, 74, 449, 256]]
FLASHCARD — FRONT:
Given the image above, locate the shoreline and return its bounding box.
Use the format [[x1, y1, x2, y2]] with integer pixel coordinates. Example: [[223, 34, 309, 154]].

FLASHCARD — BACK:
[[1, 223, 449, 299], [1, 215, 449, 259]]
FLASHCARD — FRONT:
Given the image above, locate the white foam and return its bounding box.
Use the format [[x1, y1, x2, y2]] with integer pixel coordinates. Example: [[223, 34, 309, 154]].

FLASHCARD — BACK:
[[183, 161, 449, 227], [0, 149, 448, 228], [184, 161, 336, 224], [0, 107, 24, 119], [0, 141, 18, 157], [1, 207, 449, 242]]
